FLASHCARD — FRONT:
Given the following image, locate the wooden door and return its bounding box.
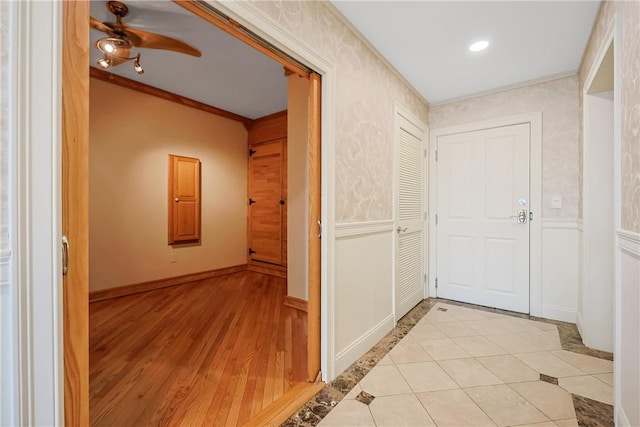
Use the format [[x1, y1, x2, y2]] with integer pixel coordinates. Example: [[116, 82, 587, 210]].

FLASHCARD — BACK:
[[249, 139, 284, 265], [62, 1, 90, 425], [307, 72, 321, 382], [395, 113, 426, 320], [168, 155, 201, 244], [437, 123, 530, 313]]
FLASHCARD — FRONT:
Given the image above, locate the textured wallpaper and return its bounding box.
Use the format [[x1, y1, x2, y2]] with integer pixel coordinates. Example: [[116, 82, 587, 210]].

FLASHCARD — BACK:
[[430, 76, 580, 220], [579, 1, 640, 233], [249, 1, 429, 223]]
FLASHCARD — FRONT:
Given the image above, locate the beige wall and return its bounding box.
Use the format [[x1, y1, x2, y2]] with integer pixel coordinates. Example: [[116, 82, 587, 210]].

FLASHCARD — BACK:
[[579, 2, 640, 426], [251, 1, 429, 223], [430, 76, 580, 220], [89, 78, 248, 292], [287, 74, 309, 301], [579, 0, 640, 233]]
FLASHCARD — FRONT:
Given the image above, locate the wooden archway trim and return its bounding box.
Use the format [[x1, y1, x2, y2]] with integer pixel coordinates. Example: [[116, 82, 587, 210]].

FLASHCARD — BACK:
[[175, 1, 311, 79]]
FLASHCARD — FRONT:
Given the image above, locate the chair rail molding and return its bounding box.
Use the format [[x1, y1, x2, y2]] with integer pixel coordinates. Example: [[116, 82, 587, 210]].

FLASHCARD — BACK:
[[335, 220, 395, 238]]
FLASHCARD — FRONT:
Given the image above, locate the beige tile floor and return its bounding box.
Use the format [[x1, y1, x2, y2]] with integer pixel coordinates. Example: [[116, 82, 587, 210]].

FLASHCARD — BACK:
[[319, 302, 613, 427]]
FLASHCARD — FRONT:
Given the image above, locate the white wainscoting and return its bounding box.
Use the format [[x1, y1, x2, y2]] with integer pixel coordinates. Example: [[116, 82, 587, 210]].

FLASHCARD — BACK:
[[334, 220, 395, 375], [541, 219, 580, 322], [617, 229, 640, 427]]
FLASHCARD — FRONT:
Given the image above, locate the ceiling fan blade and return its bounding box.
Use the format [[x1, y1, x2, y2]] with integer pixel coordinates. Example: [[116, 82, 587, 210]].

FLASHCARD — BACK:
[[90, 16, 115, 34], [123, 27, 202, 57]]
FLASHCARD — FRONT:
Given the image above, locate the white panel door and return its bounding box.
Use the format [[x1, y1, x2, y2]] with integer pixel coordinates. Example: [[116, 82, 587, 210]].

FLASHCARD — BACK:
[[395, 114, 426, 320], [436, 123, 530, 313]]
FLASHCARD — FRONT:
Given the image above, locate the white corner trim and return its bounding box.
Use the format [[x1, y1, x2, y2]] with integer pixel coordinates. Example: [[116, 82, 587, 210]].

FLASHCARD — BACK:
[[431, 71, 577, 107], [15, 1, 63, 425], [334, 314, 394, 376], [576, 311, 585, 337], [323, 3, 428, 106], [335, 220, 394, 238], [617, 405, 632, 427], [541, 219, 582, 229], [617, 229, 640, 257]]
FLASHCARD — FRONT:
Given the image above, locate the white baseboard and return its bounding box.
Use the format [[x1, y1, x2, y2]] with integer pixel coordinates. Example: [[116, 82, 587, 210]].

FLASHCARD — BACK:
[[541, 304, 576, 323], [334, 314, 394, 376]]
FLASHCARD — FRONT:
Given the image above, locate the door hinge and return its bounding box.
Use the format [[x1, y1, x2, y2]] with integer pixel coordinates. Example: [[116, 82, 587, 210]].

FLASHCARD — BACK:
[[435, 277, 438, 289], [248, 198, 256, 205], [435, 150, 438, 162], [529, 211, 534, 221], [424, 211, 427, 221], [248, 248, 256, 255], [423, 274, 427, 283], [249, 148, 256, 156], [435, 214, 438, 225], [424, 148, 427, 158]]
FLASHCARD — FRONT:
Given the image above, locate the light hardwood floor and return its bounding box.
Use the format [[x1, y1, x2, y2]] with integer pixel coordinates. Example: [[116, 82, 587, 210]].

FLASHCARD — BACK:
[[89, 271, 308, 426]]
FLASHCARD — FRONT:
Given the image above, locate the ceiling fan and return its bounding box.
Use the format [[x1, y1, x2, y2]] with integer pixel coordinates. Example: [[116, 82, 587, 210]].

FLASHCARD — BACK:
[[90, 1, 201, 74]]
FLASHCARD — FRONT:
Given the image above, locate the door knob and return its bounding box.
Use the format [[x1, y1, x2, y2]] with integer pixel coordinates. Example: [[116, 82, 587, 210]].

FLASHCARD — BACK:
[[174, 197, 179, 202], [397, 226, 408, 233], [511, 209, 528, 224]]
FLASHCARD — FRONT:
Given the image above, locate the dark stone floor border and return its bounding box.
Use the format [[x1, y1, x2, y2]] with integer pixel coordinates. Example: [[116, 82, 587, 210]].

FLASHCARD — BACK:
[[282, 297, 613, 426]]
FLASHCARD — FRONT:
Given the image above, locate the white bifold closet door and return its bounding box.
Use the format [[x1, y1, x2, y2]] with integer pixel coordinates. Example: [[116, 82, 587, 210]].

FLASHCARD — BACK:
[[395, 114, 426, 320]]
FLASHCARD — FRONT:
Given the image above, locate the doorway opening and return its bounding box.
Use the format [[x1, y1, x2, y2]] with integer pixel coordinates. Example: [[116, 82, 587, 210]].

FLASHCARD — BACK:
[[62, 1, 323, 425]]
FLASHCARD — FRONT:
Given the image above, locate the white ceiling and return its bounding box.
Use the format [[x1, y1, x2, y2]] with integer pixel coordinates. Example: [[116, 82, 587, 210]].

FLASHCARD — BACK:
[[90, 1, 601, 116], [89, 0, 288, 120], [332, 1, 601, 104]]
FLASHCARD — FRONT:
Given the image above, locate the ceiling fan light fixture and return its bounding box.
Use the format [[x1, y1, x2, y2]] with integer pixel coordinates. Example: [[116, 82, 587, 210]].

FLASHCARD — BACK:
[[469, 40, 490, 52], [97, 56, 111, 69], [133, 54, 144, 75], [96, 37, 130, 54]]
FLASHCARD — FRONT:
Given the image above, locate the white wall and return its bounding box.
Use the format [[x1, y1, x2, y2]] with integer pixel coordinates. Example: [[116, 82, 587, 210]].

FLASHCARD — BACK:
[[90, 78, 248, 291], [287, 74, 309, 301], [334, 223, 394, 374], [618, 231, 640, 427], [581, 90, 614, 351], [0, 2, 16, 424], [541, 221, 580, 322]]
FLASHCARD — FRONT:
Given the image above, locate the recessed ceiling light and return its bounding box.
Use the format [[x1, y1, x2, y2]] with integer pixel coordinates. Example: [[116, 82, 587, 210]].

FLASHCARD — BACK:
[[469, 40, 490, 52]]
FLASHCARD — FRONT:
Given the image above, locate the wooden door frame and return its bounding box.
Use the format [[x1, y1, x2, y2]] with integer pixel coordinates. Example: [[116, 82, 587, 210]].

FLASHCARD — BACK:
[[62, 0, 336, 421]]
